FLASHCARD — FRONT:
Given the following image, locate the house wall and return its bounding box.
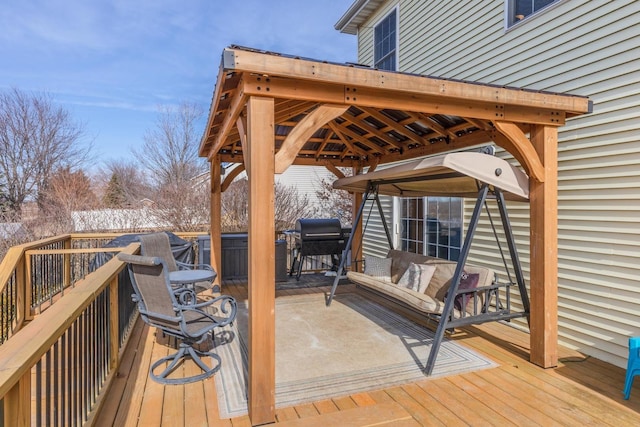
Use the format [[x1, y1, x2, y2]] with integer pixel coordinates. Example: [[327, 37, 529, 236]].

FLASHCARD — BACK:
[[275, 165, 342, 218], [350, 0, 640, 368], [361, 195, 395, 259]]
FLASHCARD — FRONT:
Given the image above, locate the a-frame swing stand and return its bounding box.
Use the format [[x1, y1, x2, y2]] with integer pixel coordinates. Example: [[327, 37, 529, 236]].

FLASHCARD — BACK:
[[327, 181, 530, 376]]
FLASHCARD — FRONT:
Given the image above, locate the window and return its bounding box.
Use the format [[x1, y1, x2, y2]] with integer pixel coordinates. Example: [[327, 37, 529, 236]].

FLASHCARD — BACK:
[[399, 197, 463, 261], [506, 0, 559, 27], [400, 198, 424, 254], [374, 8, 397, 71]]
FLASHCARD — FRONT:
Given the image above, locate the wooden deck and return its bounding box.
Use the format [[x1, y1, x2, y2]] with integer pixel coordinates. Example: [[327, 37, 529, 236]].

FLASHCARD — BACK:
[[96, 275, 640, 426]]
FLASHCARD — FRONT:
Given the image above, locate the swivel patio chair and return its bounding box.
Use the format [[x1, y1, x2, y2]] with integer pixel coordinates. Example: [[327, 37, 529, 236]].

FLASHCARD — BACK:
[[118, 253, 237, 385], [138, 232, 217, 293]]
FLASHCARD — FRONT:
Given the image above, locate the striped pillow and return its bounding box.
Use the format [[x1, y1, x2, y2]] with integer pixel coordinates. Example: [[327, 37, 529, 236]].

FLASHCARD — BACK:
[[397, 263, 436, 293]]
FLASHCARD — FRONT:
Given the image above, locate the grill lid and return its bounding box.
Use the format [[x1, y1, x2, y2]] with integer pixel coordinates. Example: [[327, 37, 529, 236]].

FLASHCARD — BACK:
[[295, 218, 342, 241]]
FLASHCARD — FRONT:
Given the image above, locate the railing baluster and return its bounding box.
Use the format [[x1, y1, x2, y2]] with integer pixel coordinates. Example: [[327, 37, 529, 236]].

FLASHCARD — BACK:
[[84, 309, 89, 422], [74, 317, 80, 427], [90, 299, 97, 406], [53, 341, 59, 427], [60, 333, 66, 427], [36, 359, 42, 427], [67, 326, 73, 427], [45, 350, 51, 427]]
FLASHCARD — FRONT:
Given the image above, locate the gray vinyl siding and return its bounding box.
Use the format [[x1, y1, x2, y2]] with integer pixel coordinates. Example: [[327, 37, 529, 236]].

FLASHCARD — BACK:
[[275, 166, 339, 217], [353, 0, 640, 368], [362, 195, 394, 259]]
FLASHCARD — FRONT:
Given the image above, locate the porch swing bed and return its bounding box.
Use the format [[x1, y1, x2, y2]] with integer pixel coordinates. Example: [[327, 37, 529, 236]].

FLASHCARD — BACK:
[[326, 151, 532, 375]]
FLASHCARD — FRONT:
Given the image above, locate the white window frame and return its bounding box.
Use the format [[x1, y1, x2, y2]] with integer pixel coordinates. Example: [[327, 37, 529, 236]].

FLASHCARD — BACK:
[[504, 0, 564, 29], [373, 5, 399, 71], [394, 196, 463, 261]]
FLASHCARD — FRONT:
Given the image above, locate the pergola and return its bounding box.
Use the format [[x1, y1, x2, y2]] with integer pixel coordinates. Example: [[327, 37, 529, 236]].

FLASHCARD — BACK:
[[198, 45, 591, 425]]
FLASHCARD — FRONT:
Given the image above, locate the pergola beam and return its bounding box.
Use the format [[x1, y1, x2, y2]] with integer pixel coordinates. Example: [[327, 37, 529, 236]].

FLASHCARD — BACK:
[[236, 114, 249, 178], [492, 120, 545, 182], [239, 75, 574, 129], [205, 74, 247, 161], [222, 47, 590, 117], [221, 163, 246, 192], [275, 104, 348, 173]]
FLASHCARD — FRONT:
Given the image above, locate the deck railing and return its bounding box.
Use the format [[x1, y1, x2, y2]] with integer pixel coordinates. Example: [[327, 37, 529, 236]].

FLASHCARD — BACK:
[[0, 242, 141, 427], [0, 232, 209, 426], [0, 232, 205, 344], [0, 230, 344, 426]]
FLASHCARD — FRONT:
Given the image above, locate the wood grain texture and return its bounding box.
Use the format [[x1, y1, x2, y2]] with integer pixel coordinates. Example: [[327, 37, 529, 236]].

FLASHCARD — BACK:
[[246, 96, 276, 425]]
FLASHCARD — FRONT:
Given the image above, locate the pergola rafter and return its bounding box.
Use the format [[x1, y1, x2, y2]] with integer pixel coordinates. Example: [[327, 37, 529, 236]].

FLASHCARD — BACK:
[[198, 46, 591, 426]]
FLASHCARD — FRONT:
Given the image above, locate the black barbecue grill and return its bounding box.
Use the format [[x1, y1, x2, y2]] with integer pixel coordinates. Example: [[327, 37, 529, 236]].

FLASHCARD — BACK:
[[289, 218, 347, 280]]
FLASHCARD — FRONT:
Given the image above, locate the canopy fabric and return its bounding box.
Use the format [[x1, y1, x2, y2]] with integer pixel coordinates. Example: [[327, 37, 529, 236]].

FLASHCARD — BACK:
[[333, 152, 529, 201]]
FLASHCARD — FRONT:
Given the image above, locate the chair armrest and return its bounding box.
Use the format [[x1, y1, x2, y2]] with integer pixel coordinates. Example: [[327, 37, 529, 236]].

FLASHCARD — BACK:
[[182, 294, 235, 311], [139, 307, 181, 324], [178, 295, 237, 327], [176, 261, 214, 271]]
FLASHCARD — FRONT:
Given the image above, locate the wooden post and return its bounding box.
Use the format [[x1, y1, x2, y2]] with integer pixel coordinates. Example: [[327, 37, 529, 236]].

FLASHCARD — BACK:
[[210, 157, 222, 286], [109, 276, 119, 370], [246, 96, 276, 425], [529, 124, 559, 368], [4, 372, 30, 427]]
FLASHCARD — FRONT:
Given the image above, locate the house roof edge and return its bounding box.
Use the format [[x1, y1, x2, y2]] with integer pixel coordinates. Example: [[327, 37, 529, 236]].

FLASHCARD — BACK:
[[335, 0, 382, 35]]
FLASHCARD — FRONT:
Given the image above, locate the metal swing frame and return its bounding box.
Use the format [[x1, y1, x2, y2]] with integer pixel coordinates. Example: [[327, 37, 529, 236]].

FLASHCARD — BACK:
[[327, 177, 531, 376]]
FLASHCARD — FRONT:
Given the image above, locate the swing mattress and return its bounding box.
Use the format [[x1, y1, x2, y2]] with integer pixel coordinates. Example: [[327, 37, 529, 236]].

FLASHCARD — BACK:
[[348, 249, 496, 317]]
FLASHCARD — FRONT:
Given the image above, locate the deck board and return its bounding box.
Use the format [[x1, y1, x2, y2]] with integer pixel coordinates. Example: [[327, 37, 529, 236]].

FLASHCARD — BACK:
[[97, 275, 640, 426], [385, 385, 448, 427], [275, 401, 418, 427], [95, 318, 145, 427], [291, 402, 319, 419]]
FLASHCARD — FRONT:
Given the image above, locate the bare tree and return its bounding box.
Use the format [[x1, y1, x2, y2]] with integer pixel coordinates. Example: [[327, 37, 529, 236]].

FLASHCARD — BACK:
[[274, 182, 316, 230], [135, 102, 209, 230], [136, 102, 207, 186], [0, 88, 90, 218], [220, 178, 248, 232], [220, 177, 315, 232], [315, 171, 353, 226], [36, 167, 99, 234], [151, 175, 211, 232], [0, 171, 10, 221]]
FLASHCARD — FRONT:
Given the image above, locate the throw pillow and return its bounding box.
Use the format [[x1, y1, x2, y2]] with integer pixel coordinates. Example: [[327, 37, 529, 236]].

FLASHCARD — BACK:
[[450, 272, 480, 312], [397, 263, 436, 293], [363, 255, 392, 282]]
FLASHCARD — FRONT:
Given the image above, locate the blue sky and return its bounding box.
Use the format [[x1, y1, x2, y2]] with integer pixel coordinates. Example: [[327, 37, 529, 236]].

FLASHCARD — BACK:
[[0, 0, 357, 168]]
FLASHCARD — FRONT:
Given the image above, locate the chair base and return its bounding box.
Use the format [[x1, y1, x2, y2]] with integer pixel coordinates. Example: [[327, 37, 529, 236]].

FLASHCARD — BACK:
[[150, 342, 222, 385]]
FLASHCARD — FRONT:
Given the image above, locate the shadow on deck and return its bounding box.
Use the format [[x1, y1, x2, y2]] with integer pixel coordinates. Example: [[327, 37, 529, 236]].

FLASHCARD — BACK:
[[96, 274, 640, 427]]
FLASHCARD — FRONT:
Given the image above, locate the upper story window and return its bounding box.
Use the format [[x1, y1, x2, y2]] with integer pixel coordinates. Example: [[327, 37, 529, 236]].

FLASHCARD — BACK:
[[374, 8, 397, 71], [506, 0, 559, 27]]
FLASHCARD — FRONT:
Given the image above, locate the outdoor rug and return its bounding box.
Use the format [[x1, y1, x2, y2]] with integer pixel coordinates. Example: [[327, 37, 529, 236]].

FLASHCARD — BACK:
[[274, 271, 350, 290], [213, 292, 497, 418]]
